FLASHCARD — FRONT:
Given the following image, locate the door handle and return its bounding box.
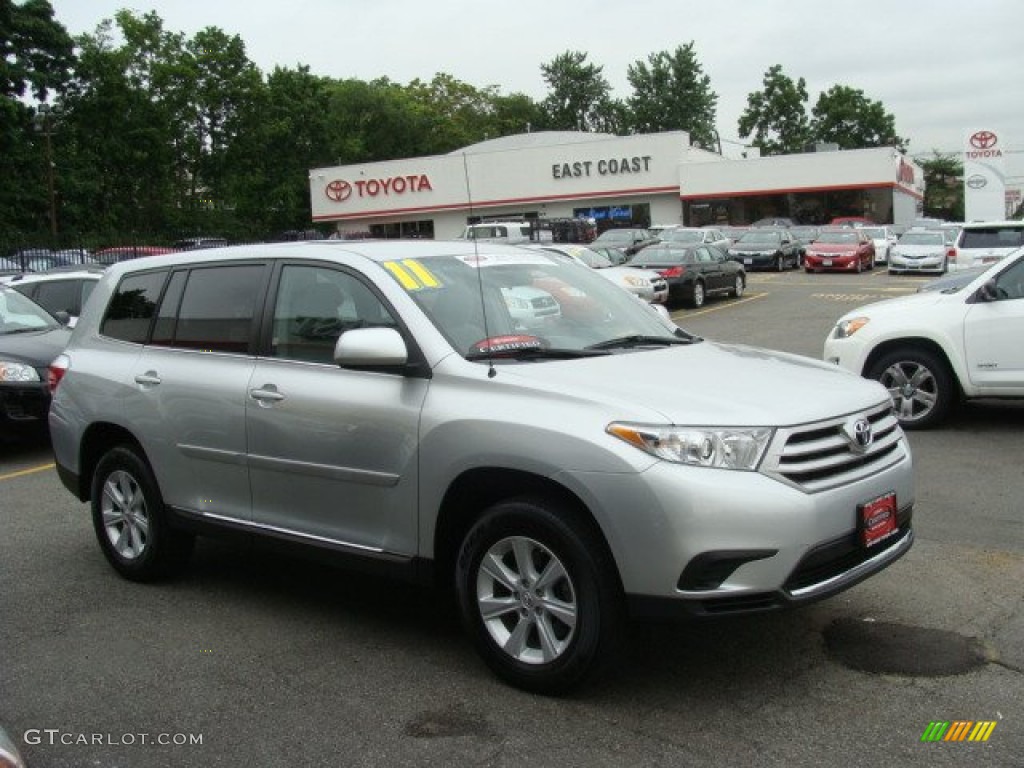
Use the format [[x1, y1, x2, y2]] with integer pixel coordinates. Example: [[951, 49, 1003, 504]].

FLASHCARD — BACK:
[[134, 371, 161, 386], [250, 385, 285, 405]]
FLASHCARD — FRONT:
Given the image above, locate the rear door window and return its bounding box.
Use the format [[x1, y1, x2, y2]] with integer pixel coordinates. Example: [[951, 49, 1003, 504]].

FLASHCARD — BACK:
[[164, 264, 266, 354]]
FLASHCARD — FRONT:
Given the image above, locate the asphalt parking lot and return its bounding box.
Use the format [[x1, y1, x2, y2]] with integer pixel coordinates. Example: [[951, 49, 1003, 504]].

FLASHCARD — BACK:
[[1, 267, 1021, 767]]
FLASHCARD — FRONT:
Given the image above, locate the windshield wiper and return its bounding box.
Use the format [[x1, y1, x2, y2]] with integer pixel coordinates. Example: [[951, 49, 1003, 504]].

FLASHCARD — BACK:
[[1, 326, 51, 335], [465, 346, 609, 361], [586, 334, 695, 351]]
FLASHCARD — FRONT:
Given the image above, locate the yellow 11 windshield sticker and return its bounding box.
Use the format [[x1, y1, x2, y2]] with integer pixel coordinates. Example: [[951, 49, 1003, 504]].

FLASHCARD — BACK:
[[383, 259, 442, 291]]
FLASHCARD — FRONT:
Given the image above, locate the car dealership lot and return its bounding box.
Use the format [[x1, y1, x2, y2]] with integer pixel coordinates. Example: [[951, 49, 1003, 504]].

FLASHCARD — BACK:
[[1, 269, 1022, 767]]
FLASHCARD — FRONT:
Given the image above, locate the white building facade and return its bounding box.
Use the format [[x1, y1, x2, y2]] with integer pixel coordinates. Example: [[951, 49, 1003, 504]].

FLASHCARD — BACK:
[[309, 131, 924, 238]]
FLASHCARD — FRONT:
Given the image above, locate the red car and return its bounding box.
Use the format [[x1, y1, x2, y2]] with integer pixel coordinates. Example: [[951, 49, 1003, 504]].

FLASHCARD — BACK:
[[803, 229, 875, 273]]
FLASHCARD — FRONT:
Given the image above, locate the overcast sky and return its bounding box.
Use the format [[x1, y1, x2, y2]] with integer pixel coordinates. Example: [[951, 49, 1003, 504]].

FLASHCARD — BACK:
[[48, 0, 1024, 180]]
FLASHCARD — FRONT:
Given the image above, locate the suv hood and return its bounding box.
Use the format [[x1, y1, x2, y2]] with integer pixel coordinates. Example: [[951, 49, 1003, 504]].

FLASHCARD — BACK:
[[0, 326, 71, 368], [490, 340, 886, 426]]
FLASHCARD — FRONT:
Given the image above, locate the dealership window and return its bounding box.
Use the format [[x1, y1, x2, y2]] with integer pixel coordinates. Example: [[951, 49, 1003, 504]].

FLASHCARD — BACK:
[[684, 187, 895, 227], [369, 220, 435, 239], [573, 203, 651, 233]]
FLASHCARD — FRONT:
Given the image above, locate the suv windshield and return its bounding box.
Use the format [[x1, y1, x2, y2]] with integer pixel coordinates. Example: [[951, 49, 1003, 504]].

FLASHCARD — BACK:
[[382, 251, 681, 357], [0, 287, 60, 334]]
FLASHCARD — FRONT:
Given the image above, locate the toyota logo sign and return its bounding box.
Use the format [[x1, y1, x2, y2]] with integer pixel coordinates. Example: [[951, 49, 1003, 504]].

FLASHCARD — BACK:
[[325, 180, 352, 202], [969, 131, 998, 150], [967, 174, 988, 189]]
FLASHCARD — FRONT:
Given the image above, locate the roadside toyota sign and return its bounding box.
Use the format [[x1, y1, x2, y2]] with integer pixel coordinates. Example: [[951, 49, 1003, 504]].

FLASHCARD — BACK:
[[963, 127, 1006, 221]]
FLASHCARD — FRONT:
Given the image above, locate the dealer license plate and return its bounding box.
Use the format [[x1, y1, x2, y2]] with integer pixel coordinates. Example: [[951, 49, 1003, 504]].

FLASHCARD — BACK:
[[822, 259, 832, 267], [744, 258, 752, 265], [859, 492, 898, 548]]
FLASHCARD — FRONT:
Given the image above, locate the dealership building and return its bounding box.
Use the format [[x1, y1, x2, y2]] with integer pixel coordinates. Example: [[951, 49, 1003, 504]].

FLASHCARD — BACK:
[[309, 130, 925, 239]]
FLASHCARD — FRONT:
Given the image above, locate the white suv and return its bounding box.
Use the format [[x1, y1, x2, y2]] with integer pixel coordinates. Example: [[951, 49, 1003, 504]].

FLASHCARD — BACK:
[[825, 248, 1024, 428]]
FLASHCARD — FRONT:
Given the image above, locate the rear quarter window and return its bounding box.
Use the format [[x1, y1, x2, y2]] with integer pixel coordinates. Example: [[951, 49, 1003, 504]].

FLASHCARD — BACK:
[[101, 271, 168, 343]]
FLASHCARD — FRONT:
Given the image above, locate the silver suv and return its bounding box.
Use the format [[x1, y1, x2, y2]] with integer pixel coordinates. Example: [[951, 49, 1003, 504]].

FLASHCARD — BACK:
[[48, 241, 915, 693]]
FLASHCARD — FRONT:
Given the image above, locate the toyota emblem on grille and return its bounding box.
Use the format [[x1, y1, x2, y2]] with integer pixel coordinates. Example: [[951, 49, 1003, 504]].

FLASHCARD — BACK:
[[844, 418, 873, 452]]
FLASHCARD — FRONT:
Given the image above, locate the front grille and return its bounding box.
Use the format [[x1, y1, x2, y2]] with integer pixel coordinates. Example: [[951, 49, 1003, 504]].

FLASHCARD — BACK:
[[761, 402, 906, 493]]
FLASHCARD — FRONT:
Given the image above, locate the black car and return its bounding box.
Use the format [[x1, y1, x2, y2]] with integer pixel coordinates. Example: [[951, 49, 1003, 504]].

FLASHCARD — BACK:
[[0, 284, 72, 440], [727, 228, 802, 271], [591, 228, 660, 256], [629, 244, 746, 308]]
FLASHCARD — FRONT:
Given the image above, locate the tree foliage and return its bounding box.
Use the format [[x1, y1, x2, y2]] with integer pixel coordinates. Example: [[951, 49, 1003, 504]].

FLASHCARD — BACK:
[[2, 4, 922, 247], [917, 151, 964, 222], [539, 51, 617, 133], [626, 43, 718, 148], [810, 85, 905, 151], [737, 64, 809, 155]]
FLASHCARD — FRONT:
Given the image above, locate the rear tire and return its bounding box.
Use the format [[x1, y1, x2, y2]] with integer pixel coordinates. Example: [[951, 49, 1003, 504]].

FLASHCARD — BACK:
[[91, 445, 194, 581], [687, 281, 706, 308], [866, 347, 955, 429], [455, 497, 624, 695]]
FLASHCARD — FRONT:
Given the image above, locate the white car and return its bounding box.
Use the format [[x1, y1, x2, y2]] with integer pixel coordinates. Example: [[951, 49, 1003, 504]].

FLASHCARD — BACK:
[[657, 227, 731, 250], [954, 221, 1024, 271], [859, 226, 898, 265], [499, 285, 560, 327], [4, 267, 105, 326], [527, 244, 669, 304], [824, 248, 1024, 428], [888, 230, 952, 275]]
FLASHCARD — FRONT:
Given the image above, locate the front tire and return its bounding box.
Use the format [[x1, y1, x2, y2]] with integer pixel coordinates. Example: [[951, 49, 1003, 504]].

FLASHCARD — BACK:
[[455, 498, 624, 695], [732, 274, 745, 298], [866, 347, 955, 429], [91, 445, 194, 581]]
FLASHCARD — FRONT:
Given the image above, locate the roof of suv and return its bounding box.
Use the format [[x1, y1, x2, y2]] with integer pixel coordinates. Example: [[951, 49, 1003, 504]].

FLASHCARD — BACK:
[[102, 239, 545, 276]]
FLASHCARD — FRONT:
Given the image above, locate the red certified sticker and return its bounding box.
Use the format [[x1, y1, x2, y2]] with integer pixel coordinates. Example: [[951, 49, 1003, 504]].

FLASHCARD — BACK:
[[470, 335, 544, 356], [859, 492, 898, 548]]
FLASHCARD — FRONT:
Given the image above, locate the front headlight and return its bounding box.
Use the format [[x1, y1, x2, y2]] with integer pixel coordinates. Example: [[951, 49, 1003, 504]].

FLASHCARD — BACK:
[[0, 360, 41, 383], [607, 422, 773, 470], [833, 316, 870, 339]]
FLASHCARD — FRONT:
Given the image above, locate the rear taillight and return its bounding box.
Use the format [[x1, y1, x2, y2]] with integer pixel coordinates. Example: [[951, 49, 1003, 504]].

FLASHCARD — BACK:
[[48, 354, 69, 394], [660, 266, 685, 278], [947, 247, 957, 259]]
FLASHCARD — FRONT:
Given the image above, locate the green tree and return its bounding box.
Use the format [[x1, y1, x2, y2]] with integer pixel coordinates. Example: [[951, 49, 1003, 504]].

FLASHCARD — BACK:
[[490, 92, 546, 136], [225, 65, 331, 236], [917, 151, 964, 222], [59, 19, 177, 238], [0, 0, 74, 238], [626, 43, 718, 148], [810, 85, 905, 151], [539, 51, 616, 133], [405, 73, 498, 153], [737, 64, 809, 155]]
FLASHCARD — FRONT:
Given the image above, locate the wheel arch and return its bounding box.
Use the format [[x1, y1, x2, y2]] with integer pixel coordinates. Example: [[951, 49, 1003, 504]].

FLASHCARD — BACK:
[[75, 422, 148, 501], [861, 337, 965, 398], [431, 467, 623, 596]]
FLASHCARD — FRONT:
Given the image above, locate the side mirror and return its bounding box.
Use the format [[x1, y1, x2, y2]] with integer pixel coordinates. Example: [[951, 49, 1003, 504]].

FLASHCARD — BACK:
[[54, 310, 71, 326], [334, 327, 408, 367]]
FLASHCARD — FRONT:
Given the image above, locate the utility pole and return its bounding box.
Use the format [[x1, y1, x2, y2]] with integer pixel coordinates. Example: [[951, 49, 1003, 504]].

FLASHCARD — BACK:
[[34, 104, 58, 241]]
